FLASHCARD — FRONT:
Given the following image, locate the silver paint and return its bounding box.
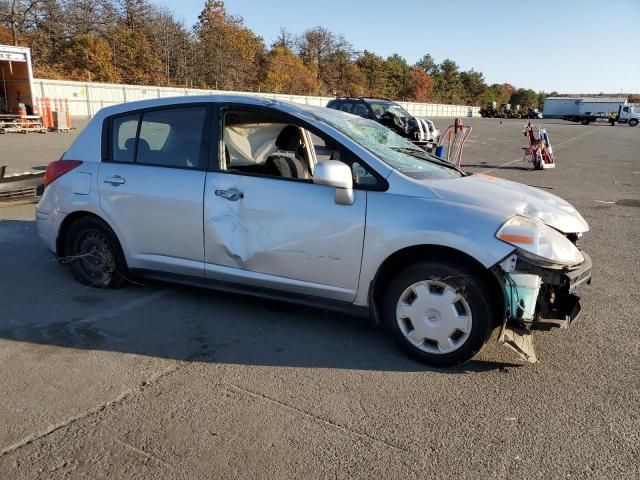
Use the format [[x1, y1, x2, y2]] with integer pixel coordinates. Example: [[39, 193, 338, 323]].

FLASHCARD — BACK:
[[38, 94, 590, 313]]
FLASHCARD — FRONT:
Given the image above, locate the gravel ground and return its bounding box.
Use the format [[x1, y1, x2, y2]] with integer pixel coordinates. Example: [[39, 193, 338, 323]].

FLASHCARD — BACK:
[[0, 116, 638, 479]]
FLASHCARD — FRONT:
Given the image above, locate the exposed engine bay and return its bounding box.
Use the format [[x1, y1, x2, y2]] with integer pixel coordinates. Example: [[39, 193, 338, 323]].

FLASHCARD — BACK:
[[494, 235, 592, 363]]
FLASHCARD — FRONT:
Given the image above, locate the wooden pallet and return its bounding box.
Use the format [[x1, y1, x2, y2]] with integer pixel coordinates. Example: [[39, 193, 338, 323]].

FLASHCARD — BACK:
[[0, 115, 47, 134], [0, 126, 47, 134]]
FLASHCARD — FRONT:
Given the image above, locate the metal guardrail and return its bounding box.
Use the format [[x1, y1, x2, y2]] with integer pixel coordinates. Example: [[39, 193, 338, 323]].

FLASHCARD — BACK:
[[34, 78, 482, 118], [0, 165, 44, 202]]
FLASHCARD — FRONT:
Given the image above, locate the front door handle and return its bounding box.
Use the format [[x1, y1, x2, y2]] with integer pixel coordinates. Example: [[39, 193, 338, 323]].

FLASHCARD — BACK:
[[215, 188, 244, 201], [104, 175, 126, 186]]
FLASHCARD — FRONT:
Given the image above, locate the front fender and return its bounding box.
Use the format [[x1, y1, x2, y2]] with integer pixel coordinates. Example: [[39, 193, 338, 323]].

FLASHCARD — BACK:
[[355, 192, 515, 306]]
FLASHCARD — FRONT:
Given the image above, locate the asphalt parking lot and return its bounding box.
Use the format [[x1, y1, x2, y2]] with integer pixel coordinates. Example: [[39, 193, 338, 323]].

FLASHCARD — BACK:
[[1, 116, 639, 479]]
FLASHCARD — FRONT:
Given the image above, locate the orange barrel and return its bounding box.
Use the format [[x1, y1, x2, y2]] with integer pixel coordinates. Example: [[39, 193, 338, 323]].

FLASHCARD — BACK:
[[18, 104, 27, 125], [45, 97, 53, 129], [43, 98, 49, 128], [64, 99, 72, 128]]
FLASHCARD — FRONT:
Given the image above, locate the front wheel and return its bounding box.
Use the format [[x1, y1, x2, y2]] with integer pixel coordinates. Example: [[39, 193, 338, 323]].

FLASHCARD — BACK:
[[383, 260, 496, 367], [629, 119, 638, 127]]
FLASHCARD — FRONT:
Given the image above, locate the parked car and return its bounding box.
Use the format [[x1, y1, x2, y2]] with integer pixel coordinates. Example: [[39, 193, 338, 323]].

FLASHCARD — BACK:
[[37, 95, 592, 367], [326, 97, 440, 149]]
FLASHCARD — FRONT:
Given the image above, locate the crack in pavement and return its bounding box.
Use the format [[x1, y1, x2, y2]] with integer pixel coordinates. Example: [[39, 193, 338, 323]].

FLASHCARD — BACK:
[[224, 381, 412, 455], [114, 437, 174, 470], [0, 364, 183, 458]]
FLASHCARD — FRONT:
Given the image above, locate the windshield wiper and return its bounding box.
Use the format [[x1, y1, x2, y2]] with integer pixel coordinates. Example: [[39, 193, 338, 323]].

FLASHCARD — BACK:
[[390, 146, 460, 170]]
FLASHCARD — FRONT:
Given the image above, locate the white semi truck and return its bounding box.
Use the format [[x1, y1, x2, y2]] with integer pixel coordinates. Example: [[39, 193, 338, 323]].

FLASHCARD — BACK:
[[543, 96, 640, 126]]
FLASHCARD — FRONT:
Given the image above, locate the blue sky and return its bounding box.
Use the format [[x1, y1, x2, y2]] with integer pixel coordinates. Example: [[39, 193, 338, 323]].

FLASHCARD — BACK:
[[151, 0, 640, 93]]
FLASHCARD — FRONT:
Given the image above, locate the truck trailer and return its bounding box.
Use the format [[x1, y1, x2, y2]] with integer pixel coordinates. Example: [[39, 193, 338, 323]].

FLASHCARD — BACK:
[[0, 45, 35, 115], [543, 96, 639, 126]]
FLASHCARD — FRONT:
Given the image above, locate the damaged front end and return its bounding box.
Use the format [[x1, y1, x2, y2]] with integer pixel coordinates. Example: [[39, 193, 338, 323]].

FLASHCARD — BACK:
[[492, 216, 592, 363]]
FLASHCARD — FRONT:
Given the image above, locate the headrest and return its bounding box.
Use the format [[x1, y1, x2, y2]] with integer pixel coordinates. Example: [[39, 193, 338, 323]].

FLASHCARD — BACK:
[[275, 125, 301, 150]]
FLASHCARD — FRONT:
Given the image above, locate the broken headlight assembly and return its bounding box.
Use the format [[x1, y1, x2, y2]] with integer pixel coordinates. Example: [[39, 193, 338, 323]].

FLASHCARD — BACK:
[[496, 215, 584, 268]]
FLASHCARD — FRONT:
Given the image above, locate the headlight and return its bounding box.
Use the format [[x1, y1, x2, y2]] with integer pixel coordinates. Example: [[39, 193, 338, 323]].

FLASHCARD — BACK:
[[496, 215, 584, 267]]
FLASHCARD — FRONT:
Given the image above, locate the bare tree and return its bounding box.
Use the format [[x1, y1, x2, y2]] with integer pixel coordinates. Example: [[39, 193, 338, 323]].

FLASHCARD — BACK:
[[296, 26, 352, 84], [117, 0, 150, 30], [0, 0, 41, 45], [272, 26, 293, 49], [63, 0, 117, 37], [146, 6, 191, 85]]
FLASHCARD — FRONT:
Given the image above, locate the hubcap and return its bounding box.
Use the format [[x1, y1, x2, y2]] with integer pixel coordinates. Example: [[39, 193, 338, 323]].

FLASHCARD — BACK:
[[396, 280, 472, 354]]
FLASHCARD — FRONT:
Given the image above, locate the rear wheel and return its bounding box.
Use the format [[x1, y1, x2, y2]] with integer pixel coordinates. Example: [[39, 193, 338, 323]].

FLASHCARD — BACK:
[[64, 217, 129, 288], [382, 260, 495, 367]]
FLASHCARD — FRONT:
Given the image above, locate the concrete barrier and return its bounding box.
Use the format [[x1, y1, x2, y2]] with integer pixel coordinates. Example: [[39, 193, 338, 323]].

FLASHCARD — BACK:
[[33, 78, 481, 118]]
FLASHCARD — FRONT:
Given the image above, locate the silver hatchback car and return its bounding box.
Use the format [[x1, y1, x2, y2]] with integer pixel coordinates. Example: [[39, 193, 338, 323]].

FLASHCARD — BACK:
[[36, 95, 592, 367]]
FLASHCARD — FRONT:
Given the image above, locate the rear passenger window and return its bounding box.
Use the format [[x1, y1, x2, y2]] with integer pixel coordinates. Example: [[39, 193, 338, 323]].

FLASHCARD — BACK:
[[112, 114, 140, 163], [110, 107, 207, 169], [339, 102, 354, 114], [353, 103, 369, 118]]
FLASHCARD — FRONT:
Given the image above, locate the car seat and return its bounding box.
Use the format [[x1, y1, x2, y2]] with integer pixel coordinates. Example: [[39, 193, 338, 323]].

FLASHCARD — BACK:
[[124, 138, 151, 163], [264, 126, 310, 179]]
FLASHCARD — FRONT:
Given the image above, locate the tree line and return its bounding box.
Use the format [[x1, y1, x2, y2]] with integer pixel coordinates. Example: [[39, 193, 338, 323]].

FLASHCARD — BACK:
[[1, 0, 552, 108]]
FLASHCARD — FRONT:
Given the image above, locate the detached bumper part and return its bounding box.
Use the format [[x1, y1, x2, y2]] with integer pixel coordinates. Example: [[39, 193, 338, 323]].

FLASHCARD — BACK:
[[563, 252, 592, 293], [535, 292, 581, 329], [534, 252, 591, 329], [499, 321, 537, 364], [496, 251, 592, 363]]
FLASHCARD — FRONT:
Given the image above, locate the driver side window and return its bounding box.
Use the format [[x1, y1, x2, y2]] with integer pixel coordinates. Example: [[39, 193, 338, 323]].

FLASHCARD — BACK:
[[308, 133, 380, 188], [220, 108, 382, 189], [222, 109, 314, 181]]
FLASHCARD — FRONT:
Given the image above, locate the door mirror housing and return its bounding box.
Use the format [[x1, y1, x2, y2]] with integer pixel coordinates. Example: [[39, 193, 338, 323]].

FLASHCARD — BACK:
[[313, 160, 354, 205]]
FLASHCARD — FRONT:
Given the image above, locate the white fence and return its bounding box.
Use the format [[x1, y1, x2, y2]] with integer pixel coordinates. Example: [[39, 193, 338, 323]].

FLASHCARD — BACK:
[[33, 78, 480, 118]]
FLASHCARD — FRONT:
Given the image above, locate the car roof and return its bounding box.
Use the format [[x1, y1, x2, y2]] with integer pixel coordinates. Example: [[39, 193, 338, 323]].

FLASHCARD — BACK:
[[96, 94, 327, 119], [332, 97, 395, 103], [65, 93, 394, 181]]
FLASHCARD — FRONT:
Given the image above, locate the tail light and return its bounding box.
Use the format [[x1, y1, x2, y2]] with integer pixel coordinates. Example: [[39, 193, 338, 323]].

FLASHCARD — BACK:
[[43, 160, 83, 187]]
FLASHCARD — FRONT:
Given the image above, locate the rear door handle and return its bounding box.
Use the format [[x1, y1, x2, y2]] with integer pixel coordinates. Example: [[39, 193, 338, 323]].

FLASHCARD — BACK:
[[215, 188, 243, 201], [104, 175, 126, 186]]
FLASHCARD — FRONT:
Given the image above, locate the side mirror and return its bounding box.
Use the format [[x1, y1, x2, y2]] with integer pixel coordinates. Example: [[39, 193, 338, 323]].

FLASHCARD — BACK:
[[313, 160, 354, 205]]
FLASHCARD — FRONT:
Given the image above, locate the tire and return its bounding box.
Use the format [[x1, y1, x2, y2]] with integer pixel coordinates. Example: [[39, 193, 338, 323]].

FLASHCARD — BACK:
[[629, 119, 638, 127], [580, 118, 590, 125], [382, 260, 495, 368], [64, 217, 129, 288]]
